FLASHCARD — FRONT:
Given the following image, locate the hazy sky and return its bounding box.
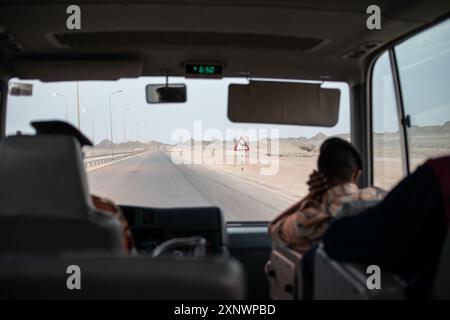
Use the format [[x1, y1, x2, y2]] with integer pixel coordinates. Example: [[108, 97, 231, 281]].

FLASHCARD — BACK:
[[6, 77, 350, 145]]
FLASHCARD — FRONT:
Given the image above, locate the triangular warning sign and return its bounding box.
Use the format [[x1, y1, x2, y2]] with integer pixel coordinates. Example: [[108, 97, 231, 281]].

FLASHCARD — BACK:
[[234, 136, 250, 151]]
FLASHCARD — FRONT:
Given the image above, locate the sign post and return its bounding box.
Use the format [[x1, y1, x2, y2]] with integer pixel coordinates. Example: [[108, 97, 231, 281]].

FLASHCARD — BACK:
[[233, 136, 250, 171]]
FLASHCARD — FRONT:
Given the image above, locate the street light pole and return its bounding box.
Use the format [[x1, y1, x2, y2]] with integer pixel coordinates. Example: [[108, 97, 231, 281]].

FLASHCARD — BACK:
[[99, 116, 109, 142], [109, 90, 123, 143], [136, 124, 143, 142], [91, 119, 95, 143], [82, 108, 95, 144], [76, 81, 81, 129], [136, 115, 143, 142], [51, 93, 68, 122], [123, 106, 133, 143]]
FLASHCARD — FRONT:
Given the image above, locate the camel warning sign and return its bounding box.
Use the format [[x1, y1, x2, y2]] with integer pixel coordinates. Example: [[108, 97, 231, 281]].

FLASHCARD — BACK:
[[234, 136, 250, 151]]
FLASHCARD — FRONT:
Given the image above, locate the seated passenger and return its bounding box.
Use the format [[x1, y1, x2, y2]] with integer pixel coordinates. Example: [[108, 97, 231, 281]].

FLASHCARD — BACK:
[[90, 194, 135, 253], [31, 120, 135, 254], [322, 155, 450, 299], [269, 138, 384, 254]]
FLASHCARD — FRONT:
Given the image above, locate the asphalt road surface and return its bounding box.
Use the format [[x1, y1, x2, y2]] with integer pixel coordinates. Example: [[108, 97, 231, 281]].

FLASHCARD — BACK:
[[87, 150, 294, 221]]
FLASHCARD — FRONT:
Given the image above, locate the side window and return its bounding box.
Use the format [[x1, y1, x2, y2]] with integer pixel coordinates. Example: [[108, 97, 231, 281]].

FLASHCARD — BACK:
[[371, 51, 404, 190], [395, 19, 450, 171]]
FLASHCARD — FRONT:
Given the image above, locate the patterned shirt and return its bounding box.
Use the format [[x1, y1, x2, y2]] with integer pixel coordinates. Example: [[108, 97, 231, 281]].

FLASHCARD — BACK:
[[269, 183, 385, 254]]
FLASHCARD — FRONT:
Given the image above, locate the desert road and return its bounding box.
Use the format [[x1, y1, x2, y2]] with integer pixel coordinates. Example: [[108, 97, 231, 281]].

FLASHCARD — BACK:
[[87, 150, 295, 221]]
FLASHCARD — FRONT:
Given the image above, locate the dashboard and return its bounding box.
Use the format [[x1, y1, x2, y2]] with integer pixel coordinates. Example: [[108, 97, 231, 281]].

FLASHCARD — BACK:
[[120, 205, 227, 255]]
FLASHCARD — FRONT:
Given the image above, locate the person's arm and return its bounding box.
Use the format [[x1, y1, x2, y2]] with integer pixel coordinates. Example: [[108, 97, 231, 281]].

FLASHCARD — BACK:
[[268, 200, 303, 240], [270, 171, 328, 229], [323, 164, 444, 267], [269, 170, 329, 247]]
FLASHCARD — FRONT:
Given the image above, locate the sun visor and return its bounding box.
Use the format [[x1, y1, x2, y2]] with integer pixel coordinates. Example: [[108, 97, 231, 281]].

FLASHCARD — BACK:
[[228, 81, 340, 127], [12, 60, 143, 81]]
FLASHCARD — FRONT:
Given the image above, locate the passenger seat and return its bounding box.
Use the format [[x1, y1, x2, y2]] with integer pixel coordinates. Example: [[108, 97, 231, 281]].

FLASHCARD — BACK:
[[314, 244, 406, 299], [0, 255, 246, 299], [265, 243, 302, 300], [432, 228, 450, 299], [0, 135, 124, 254], [0, 134, 247, 299]]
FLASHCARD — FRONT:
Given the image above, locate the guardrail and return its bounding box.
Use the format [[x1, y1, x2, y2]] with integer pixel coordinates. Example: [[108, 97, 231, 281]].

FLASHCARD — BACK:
[[83, 150, 145, 168]]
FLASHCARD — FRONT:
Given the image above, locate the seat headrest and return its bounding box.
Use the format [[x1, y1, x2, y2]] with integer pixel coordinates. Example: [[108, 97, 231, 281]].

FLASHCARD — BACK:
[[31, 120, 93, 147], [0, 135, 94, 218]]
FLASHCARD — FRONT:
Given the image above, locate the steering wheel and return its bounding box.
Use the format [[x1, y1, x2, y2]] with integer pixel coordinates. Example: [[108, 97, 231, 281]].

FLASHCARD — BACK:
[[151, 236, 207, 258]]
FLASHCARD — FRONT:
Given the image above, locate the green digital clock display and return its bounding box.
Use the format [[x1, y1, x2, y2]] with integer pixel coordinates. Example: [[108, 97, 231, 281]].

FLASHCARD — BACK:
[[185, 63, 223, 78]]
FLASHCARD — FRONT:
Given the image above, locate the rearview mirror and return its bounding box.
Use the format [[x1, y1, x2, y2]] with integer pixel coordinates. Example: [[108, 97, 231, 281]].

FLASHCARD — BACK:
[[146, 84, 187, 103], [228, 81, 340, 127]]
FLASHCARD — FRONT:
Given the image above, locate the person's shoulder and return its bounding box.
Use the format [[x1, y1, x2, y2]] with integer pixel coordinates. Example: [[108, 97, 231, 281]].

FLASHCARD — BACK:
[[424, 155, 450, 178], [358, 186, 386, 201], [424, 155, 450, 167]]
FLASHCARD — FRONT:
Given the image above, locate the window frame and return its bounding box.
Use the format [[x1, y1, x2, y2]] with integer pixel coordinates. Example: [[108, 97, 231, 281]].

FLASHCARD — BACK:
[[367, 51, 405, 189], [388, 48, 410, 177], [366, 14, 450, 187]]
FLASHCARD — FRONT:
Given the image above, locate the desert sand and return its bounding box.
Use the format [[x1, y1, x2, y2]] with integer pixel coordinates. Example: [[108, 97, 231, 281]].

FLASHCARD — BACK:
[[169, 123, 450, 199]]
